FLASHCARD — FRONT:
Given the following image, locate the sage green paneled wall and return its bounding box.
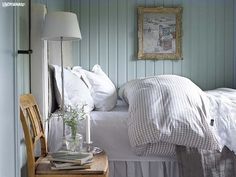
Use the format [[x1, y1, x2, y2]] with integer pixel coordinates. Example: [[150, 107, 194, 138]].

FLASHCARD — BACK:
[[32, 0, 235, 90], [17, 1, 31, 177], [234, 0, 236, 88], [70, 0, 234, 90]]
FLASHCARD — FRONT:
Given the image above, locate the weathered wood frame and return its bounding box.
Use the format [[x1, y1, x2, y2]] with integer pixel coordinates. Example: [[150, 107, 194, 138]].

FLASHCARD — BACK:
[[138, 7, 183, 60]]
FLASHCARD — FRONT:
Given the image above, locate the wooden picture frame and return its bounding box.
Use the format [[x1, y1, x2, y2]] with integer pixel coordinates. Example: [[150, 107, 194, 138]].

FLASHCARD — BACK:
[[138, 7, 183, 60]]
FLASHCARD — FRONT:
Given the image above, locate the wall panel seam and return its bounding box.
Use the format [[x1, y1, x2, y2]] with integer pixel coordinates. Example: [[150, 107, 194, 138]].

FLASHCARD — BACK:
[[126, 0, 129, 82], [234, 0, 236, 88], [117, 0, 119, 85], [13, 1, 19, 177]]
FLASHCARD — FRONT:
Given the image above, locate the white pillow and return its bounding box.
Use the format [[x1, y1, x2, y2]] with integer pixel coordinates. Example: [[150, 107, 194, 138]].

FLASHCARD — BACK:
[[72, 66, 92, 90], [52, 65, 94, 112], [73, 65, 117, 111]]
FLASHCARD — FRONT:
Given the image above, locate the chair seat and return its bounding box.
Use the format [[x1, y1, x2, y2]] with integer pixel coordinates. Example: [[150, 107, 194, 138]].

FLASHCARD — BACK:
[[36, 153, 108, 176]]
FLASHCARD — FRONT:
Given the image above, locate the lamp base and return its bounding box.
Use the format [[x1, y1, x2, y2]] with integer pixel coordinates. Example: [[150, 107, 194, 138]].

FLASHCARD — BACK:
[[84, 142, 104, 154], [84, 141, 93, 152]]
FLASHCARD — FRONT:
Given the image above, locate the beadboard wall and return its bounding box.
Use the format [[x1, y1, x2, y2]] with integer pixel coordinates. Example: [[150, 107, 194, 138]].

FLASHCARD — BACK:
[[33, 0, 235, 90], [69, 0, 234, 90], [0, 2, 17, 177], [234, 0, 236, 88]]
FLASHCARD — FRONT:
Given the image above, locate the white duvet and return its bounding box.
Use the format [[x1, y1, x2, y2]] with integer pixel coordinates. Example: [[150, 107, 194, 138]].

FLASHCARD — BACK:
[[206, 88, 236, 153], [119, 75, 236, 155]]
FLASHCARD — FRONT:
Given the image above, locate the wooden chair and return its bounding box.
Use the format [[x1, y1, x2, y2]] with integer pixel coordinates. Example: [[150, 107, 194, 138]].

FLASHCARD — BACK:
[[20, 94, 108, 177]]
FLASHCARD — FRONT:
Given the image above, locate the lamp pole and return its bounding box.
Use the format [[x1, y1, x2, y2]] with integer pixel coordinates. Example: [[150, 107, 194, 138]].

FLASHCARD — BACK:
[[60, 36, 65, 132], [60, 36, 67, 150]]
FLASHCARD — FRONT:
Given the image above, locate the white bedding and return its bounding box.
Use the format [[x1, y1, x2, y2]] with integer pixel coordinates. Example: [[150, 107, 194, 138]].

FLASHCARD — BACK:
[[48, 84, 236, 177], [48, 84, 236, 163], [90, 100, 132, 160], [90, 100, 176, 161], [206, 88, 236, 152], [48, 100, 176, 162]]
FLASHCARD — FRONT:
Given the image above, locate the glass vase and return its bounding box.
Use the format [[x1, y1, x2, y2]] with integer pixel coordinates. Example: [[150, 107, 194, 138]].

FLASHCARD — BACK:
[[65, 133, 83, 152]]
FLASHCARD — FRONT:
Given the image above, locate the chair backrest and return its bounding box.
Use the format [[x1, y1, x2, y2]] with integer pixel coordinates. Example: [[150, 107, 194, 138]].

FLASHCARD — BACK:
[[20, 94, 48, 177]]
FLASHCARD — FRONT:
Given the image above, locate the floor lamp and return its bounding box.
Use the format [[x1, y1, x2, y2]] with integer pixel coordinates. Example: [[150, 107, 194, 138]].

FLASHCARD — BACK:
[[42, 11, 82, 149]]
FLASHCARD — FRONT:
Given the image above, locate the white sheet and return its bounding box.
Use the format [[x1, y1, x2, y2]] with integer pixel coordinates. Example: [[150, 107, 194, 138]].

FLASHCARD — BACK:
[[90, 100, 176, 161]]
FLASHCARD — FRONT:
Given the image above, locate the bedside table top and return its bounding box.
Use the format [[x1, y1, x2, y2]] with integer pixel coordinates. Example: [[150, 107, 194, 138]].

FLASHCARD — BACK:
[[36, 152, 108, 176]]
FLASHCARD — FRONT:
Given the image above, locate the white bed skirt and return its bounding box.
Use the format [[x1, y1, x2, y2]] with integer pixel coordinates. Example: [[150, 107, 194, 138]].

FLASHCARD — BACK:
[[109, 161, 179, 177]]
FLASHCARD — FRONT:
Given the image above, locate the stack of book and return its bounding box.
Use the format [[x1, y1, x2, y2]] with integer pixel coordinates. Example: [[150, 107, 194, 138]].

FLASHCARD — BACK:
[[48, 151, 93, 170]]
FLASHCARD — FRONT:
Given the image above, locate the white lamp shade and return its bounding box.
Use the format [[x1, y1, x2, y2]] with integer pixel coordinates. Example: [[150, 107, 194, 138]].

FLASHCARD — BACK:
[[42, 11, 81, 41]]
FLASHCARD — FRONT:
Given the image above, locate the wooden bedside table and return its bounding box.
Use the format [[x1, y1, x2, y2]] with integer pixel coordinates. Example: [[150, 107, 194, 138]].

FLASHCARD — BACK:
[[36, 152, 109, 177]]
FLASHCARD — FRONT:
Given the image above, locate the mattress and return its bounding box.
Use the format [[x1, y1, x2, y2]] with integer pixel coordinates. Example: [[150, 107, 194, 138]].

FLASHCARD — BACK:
[[48, 100, 176, 162]]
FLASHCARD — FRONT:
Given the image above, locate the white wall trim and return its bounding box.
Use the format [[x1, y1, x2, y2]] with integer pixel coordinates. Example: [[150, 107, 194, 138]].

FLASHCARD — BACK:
[[43, 39, 49, 138], [31, 4, 48, 123]]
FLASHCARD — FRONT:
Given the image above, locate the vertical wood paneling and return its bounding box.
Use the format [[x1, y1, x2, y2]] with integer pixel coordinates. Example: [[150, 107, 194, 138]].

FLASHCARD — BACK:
[[198, 0, 208, 90], [0, 5, 16, 177], [215, 0, 225, 88], [136, 0, 146, 78], [163, 0, 173, 74], [190, 0, 200, 86], [99, 0, 109, 73], [234, 0, 236, 88], [154, 0, 164, 75], [224, 0, 234, 88], [206, 0, 216, 89], [71, 0, 234, 90], [127, 0, 136, 81], [145, 0, 155, 77], [181, 0, 191, 79], [172, 0, 182, 76], [117, 0, 127, 86], [108, 0, 118, 84], [46, 0, 65, 11], [89, 0, 99, 68], [70, 0, 80, 65], [80, 0, 90, 70]]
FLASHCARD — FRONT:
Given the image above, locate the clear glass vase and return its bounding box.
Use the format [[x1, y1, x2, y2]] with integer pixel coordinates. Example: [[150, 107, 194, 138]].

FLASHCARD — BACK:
[[65, 133, 83, 152]]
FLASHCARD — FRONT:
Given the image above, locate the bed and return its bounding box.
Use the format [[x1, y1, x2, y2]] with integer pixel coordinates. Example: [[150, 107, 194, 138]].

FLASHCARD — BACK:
[[48, 100, 179, 177], [47, 64, 236, 177]]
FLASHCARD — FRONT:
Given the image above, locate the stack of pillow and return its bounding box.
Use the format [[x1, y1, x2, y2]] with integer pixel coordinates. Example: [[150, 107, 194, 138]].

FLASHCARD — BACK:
[[52, 64, 117, 112]]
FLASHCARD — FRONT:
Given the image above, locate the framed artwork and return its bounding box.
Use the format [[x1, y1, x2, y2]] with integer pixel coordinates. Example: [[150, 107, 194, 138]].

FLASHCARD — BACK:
[[138, 7, 182, 60]]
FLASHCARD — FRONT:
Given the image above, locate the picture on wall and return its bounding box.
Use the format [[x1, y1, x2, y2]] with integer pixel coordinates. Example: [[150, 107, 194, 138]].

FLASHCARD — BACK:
[[138, 7, 182, 60]]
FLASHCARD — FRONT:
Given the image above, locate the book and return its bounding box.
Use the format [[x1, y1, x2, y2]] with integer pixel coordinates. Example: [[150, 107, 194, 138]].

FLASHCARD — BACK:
[[51, 160, 93, 168], [50, 161, 91, 170], [48, 151, 93, 165]]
